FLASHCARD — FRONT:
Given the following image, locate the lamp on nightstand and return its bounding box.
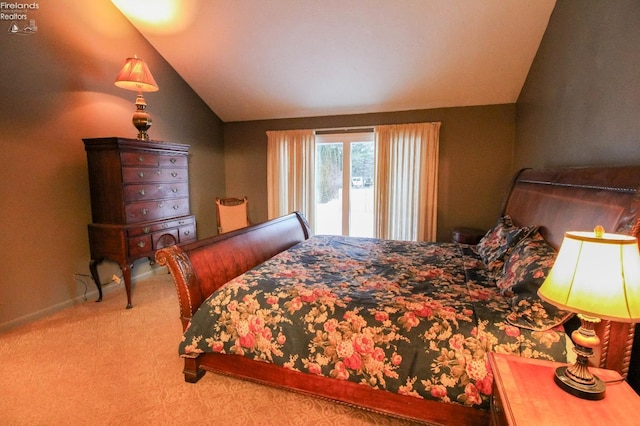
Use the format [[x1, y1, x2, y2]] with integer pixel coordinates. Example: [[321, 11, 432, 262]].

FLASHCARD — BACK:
[[114, 55, 159, 141], [538, 226, 640, 400]]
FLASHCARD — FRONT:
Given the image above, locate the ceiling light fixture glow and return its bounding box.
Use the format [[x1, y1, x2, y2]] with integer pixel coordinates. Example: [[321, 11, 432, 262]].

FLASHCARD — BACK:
[[111, 0, 180, 26]]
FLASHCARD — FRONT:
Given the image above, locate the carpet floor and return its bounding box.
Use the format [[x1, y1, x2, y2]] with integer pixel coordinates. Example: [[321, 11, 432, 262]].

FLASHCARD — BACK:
[[0, 272, 419, 425]]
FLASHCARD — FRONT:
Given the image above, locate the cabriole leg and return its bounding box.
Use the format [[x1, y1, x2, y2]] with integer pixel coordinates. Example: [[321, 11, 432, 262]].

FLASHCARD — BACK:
[[121, 263, 133, 309], [89, 258, 103, 303]]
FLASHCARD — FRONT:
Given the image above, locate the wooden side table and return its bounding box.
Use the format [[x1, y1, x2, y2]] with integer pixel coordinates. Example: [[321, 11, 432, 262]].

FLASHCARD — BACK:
[[451, 227, 485, 245], [489, 353, 639, 425]]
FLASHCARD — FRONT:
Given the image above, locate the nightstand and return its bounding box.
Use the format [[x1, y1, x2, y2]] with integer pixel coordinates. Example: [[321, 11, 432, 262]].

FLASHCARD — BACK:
[[489, 353, 639, 425], [451, 227, 485, 245]]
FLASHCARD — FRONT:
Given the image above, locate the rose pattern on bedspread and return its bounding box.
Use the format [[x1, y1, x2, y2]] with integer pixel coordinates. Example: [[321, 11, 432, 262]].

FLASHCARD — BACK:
[[179, 236, 568, 410]]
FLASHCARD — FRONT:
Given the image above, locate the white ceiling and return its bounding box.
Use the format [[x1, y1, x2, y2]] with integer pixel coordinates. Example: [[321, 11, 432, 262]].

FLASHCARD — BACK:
[[113, 0, 556, 122]]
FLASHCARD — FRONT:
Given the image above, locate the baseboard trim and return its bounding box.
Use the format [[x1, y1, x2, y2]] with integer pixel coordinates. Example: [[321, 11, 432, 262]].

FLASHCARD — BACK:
[[0, 266, 167, 333]]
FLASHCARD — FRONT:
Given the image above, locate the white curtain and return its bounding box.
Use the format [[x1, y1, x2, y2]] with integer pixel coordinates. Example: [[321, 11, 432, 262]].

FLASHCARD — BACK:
[[266, 129, 316, 222], [374, 122, 440, 241]]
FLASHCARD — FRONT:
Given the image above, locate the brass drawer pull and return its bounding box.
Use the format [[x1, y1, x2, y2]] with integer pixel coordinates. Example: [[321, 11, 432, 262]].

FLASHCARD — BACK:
[[142, 208, 148, 215], [139, 189, 145, 196], [170, 158, 177, 163], [137, 156, 144, 163], [171, 172, 178, 178], [143, 227, 150, 234], [184, 230, 191, 236], [157, 202, 164, 208], [171, 187, 178, 193], [156, 169, 162, 175], [173, 205, 180, 210], [137, 241, 146, 248], [138, 171, 145, 178]]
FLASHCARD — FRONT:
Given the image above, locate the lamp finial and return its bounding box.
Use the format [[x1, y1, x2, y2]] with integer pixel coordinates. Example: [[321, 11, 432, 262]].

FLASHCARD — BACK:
[[594, 225, 605, 238]]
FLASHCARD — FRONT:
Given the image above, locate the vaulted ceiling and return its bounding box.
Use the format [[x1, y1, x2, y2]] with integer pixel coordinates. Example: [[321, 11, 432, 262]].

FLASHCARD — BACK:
[[113, 0, 556, 122]]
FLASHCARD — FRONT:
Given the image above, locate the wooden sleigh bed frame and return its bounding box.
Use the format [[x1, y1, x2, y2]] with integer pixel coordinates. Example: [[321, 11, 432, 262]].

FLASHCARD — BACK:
[[155, 166, 640, 425]]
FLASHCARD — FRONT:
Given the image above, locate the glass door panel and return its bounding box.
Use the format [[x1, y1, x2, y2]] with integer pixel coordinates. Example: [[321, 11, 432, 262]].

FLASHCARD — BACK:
[[315, 134, 374, 237], [349, 141, 374, 237], [315, 143, 343, 235]]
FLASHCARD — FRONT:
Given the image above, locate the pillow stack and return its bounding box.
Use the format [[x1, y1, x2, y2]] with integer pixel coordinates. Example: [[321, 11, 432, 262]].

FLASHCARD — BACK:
[[476, 216, 573, 331], [476, 216, 537, 275]]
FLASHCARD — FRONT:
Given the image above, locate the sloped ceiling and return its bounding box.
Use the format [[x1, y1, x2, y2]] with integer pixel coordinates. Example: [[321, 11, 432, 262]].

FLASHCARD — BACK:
[[113, 0, 556, 122]]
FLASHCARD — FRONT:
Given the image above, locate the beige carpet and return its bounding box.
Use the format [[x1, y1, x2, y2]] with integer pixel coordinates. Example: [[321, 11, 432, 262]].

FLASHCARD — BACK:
[[0, 272, 420, 425]]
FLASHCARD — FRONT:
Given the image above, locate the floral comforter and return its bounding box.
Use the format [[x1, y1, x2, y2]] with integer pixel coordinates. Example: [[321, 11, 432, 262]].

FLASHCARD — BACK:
[[179, 235, 568, 410]]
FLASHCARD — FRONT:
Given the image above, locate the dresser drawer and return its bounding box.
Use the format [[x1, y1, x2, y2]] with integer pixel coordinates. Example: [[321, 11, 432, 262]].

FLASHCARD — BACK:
[[121, 151, 161, 167], [121, 151, 188, 168], [159, 155, 187, 167], [125, 198, 190, 223], [123, 182, 189, 202], [127, 216, 195, 237], [179, 223, 196, 241], [122, 167, 188, 184], [128, 234, 152, 257]]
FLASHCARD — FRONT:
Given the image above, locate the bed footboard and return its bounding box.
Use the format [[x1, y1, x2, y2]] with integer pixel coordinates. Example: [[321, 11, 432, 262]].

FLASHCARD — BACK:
[[155, 212, 311, 329]]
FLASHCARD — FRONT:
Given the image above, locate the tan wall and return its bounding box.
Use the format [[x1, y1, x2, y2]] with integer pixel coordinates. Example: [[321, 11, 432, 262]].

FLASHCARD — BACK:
[[516, 1, 640, 169], [0, 0, 225, 330], [224, 104, 516, 243]]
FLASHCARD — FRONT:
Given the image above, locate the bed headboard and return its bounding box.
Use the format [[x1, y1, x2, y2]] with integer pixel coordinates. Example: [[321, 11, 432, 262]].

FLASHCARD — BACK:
[[500, 165, 640, 377], [501, 166, 640, 249]]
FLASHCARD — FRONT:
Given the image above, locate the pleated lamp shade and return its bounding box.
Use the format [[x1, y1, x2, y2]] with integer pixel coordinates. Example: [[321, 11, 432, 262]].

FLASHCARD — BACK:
[[114, 56, 159, 93]]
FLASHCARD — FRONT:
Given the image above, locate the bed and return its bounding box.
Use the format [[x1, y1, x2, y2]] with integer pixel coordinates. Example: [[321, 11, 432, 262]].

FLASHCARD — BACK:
[[155, 166, 640, 425]]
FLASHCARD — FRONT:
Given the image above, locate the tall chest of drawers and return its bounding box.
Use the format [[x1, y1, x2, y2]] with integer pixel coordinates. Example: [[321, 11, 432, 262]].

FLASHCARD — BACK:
[[83, 137, 196, 308]]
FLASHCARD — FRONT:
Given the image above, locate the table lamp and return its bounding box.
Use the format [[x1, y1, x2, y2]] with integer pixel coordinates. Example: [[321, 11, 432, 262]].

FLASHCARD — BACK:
[[537, 226, 640, 400], [114, 56, 159, 140]]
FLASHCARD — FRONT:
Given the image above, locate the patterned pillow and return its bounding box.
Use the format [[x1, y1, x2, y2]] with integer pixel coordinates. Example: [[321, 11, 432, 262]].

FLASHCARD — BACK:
[[499, 231, 573, 331], [476, 216, 533, 274], [495, 230, 556, 295]]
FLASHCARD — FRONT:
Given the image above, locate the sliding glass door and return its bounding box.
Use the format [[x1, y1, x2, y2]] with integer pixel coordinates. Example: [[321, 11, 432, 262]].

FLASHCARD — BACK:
[[315, 132, 374, 237]]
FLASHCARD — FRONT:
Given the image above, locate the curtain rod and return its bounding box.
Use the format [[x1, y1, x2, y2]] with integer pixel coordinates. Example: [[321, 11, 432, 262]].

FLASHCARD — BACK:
[[315, 126, 374, 135]]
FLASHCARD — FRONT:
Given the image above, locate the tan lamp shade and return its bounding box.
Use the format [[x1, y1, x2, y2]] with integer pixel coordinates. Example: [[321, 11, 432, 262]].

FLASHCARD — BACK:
[[538, 229, 640, 322], [114, 56, 159, 92]]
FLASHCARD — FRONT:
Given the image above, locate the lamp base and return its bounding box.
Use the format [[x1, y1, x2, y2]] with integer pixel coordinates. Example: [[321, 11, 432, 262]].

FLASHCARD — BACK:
[[132, 92, 152, 141], [554, 366, 606, 400]]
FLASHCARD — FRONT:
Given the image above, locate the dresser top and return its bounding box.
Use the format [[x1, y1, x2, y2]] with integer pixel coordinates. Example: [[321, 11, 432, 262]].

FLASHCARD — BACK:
[[83, 137, 189, 153]]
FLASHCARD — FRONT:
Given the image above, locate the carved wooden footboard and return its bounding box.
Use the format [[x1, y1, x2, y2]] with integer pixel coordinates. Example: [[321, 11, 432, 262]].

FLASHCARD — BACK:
[[155, 212, 312, 329]]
